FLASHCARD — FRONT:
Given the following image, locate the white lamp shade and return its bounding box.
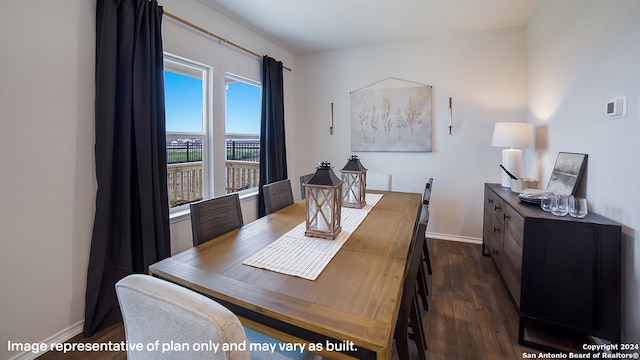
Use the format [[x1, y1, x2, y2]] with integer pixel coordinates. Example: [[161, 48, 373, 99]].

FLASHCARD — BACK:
[[491, 122, 534, 149]]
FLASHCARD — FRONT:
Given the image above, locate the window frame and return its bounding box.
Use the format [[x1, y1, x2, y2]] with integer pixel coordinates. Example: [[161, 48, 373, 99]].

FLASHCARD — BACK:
[[224, 73, 262, 197], [164, 53, 213, 218]]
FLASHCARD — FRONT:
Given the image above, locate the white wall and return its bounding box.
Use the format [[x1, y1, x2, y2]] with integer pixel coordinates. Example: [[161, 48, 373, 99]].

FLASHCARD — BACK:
[[0, 1, 96, 359], [293, 28, 529, 241], [0, 1, 295, 359], [527, 0, 640, 343]]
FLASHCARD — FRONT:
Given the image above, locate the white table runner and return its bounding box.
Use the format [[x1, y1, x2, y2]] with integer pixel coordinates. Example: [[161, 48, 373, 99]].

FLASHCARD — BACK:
[[242, 193, 383, 280]]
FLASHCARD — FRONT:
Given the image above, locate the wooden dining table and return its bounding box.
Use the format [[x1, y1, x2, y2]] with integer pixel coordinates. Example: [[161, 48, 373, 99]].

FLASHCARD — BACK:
[[149, 190, 422, 360]]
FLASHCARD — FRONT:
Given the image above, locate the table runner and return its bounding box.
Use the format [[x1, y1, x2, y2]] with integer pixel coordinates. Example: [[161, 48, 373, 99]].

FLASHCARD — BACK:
[[242, 193, 383, 280]]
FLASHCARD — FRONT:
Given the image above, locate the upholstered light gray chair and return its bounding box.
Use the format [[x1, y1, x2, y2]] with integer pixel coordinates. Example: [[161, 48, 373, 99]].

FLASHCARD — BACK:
[[115, 274, 250, 360], [262, 179, 294, 215], [190, 193, 243, 247]]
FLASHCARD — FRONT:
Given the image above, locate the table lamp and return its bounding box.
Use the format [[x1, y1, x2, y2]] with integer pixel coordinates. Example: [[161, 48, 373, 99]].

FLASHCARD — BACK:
[[491, 122, 533, 187]]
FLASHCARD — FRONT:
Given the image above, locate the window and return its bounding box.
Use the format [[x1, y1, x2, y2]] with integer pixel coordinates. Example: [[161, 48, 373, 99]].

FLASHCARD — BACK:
[[224, 75, 261, 194], [164, 54, 211, 211]]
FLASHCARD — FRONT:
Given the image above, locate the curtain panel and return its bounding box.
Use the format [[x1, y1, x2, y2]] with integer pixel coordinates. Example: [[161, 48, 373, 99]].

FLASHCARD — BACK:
[[258, 56, 288, 217], [84, 0, 170, 336]]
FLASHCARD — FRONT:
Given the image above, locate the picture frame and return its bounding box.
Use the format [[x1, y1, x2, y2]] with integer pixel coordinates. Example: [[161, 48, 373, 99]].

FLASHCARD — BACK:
[[546, 152, 588, 196], [350, 85, 432, 152]]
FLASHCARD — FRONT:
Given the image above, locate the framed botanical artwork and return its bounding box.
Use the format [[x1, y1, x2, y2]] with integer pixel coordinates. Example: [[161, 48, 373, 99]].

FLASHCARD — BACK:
[[350, 84, 432, 152], [546, 152, 588, 195]]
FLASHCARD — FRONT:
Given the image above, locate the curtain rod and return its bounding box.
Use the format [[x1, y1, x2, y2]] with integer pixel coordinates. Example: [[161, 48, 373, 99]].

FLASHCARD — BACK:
[[164, 11, 292, 72]]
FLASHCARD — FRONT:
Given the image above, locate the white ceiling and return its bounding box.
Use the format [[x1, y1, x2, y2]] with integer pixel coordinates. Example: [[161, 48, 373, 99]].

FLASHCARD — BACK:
[[199, 0, 544, 55]]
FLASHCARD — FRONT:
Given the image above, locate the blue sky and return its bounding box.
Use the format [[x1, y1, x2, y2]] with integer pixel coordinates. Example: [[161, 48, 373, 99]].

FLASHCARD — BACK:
[[164, 70, 260, 134], [226, 82, 261, 134]]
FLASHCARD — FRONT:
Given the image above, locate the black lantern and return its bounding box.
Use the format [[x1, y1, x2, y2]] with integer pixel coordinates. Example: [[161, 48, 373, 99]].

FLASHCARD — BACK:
[[304, 162, 343, 240], [340, 155, 367, 209]]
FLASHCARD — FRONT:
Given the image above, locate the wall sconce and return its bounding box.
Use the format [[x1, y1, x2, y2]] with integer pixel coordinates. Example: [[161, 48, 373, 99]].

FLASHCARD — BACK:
[[304, 162, 343, 239], [491, 122, 533, 187], [330, 102, 334, 135], [448, 97, 453, 135]]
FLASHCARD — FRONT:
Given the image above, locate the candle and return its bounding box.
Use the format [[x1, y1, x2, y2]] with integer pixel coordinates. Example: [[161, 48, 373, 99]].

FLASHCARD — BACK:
[[317, 208, 330, 231], [448, 97, 453, 126]]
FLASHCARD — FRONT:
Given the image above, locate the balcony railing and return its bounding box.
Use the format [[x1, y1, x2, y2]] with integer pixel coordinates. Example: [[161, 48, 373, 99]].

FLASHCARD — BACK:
[[166, 135, 260, 207], [166, 142, 202, 164], [166, 137, 259, 164], [167, 160, 260, 207], [225, 160, 259, 193], [168, 162, 204, 207]]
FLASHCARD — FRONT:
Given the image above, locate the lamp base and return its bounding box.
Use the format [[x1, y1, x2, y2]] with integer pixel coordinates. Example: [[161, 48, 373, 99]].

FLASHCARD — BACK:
[[501, 148, 522, 187]]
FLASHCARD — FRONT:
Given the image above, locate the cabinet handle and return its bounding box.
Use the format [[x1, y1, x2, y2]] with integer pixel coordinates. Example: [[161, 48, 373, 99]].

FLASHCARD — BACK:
[[492, 249, 499, 255], [504, 214, 510, 220], [493, 227, 499, 233], [494, 205, 501, 211], [488, 198, 494, 204]]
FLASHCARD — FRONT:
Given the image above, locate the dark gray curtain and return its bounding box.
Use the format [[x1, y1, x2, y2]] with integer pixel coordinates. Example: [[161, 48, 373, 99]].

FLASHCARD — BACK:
[[258, 56, 288, 217], [84, 0, 170, 336]]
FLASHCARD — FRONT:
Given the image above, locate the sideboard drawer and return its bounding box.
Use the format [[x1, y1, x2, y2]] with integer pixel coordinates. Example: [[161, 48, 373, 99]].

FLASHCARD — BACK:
[[483, 210, 504, 266], [484, 187, 505, 222]]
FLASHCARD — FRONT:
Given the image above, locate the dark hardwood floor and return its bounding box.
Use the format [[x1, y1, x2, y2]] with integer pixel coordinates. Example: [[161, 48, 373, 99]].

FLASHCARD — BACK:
[[37, 239, 584, 359], [425, 239, 528, 359]]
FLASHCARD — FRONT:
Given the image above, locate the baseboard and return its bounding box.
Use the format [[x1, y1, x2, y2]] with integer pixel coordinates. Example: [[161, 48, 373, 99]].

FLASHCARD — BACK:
[[427, 231, 482, 245], [7, 320, 84, 360]]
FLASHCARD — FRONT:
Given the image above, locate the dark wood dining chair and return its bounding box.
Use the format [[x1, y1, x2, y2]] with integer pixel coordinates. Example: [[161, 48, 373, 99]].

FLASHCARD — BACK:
[[423, 177, 433, 207], [422, 178, 433, 275], [299, 173, 313, 199], [415, 178, 434, 312], [395, 218, 429, 360], [189, 193, 243, 247], [263, 179, 294, 215], [416, 209, 432, 312]]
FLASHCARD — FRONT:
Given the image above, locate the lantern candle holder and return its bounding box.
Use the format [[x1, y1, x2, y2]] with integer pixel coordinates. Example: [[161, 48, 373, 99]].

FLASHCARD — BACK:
[[340, 155, 367, 209], [304, 162, 343, 240]]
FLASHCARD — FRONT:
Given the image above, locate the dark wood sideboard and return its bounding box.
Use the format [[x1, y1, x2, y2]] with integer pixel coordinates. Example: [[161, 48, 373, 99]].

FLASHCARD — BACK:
[[482, 183, 621, 350]]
